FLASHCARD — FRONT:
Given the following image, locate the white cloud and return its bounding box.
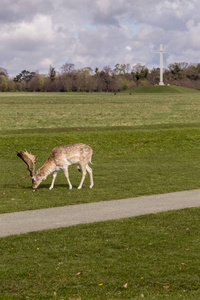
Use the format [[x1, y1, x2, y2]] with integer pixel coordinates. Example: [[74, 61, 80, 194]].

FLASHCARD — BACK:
[[1, 0, 200, 76], [1, 15, 54, 51], [39, 58, 53, 69], [126, 46, 132, 51]]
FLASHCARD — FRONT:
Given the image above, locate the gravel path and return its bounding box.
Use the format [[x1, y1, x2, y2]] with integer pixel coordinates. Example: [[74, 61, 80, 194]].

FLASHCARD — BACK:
[[0, 189, 200, 237]]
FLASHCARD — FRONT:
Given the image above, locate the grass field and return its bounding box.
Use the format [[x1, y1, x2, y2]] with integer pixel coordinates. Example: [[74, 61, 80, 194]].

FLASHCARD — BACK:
[[1, 88, 200, 213], [0, 87, 200, 299], [0, 208, 200, 299], [1, 88, 200, 133], [2, 127, 200, 213]]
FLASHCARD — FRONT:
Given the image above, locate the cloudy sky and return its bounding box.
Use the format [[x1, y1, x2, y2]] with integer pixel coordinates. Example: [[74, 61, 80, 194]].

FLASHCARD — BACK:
[[1, 0, 200, 76]]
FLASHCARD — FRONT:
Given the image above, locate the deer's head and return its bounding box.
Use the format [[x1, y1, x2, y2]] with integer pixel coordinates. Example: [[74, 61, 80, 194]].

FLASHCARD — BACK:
[[17, 151, 38, 189]]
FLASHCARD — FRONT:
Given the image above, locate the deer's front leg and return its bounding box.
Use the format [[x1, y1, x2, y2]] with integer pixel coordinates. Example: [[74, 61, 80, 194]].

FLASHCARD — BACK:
[[63, 167, 72, 189], [49, 171, 58, 190]]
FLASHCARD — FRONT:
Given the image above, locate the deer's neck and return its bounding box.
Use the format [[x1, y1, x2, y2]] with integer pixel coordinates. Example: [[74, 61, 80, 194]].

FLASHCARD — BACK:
[[37, 158, 57, 180]]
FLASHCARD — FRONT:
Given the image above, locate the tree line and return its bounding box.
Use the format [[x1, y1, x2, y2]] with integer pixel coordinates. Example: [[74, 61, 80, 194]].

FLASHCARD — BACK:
[[1, 62, 200, 92]]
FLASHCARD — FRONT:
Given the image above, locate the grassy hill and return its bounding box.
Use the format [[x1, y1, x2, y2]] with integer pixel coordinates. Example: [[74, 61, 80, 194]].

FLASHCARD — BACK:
[[122, 85, 200, 94]]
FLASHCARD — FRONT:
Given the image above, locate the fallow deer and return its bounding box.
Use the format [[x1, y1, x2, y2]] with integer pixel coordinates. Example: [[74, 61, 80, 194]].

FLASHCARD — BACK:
[[17, 143, 94, 190]]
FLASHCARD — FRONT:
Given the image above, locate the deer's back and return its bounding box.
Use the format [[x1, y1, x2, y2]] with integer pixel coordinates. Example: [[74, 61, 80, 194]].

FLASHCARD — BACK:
[[50, 143, 93, 166]]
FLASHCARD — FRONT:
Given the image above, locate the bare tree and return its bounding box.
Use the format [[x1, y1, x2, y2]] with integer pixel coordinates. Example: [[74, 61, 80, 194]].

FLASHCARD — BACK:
[[60, 63, 75, 74]]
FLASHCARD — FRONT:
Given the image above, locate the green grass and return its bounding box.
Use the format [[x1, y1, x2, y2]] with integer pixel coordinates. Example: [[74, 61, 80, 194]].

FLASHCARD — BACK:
[[1, 127, 200, 213], [1, 91, 200, 299], [1, 90, 200, 133], [0, 208, 200, 299], [1, 91, 200, 213]]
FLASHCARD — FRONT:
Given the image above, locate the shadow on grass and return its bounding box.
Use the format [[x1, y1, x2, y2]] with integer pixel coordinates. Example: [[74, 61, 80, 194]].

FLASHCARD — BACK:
[[38, 183, 73, 189], [2, 122, 200, 135]]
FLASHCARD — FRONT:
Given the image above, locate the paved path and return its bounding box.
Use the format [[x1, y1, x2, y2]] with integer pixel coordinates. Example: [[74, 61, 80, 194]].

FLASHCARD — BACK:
[[0, 189, 200, 238]]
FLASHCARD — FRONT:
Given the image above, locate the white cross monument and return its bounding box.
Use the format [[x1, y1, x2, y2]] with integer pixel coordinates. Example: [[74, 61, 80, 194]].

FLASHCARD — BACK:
[[155, 44, 167, 85]]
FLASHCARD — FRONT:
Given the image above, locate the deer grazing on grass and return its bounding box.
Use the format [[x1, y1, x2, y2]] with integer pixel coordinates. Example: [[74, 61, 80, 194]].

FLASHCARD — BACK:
[[17, 143, 94, 190]]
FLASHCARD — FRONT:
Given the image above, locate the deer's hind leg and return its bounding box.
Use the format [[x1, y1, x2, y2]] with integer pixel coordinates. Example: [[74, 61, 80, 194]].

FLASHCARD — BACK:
[[77, 163, 87, 189], [77, 163, 93, 189], [63, 167, 73, 189], [86, 164, 94, 189]]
